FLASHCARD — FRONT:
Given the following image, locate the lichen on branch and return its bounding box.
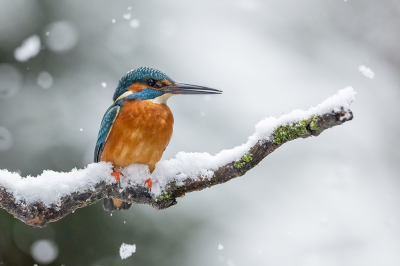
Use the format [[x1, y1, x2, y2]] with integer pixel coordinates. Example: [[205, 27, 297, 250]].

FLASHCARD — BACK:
[[273, 115, 319, 144]]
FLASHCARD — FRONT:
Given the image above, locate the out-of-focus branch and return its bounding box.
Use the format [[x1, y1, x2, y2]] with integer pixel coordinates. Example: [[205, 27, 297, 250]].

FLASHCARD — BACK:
[[0, 89, 355, 227]]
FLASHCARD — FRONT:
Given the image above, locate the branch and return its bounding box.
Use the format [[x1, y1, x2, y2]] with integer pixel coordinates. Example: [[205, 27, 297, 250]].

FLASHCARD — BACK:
[[0, 87, 356, 227]]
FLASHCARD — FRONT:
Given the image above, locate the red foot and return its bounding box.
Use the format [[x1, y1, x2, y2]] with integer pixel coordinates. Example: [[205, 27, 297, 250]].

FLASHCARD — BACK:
[[145, 178, 152, 189], [112, 170, 121, 182]]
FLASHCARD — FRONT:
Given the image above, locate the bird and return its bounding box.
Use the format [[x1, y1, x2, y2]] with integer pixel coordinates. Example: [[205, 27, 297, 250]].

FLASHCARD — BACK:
[[94, 67, 222, 211]]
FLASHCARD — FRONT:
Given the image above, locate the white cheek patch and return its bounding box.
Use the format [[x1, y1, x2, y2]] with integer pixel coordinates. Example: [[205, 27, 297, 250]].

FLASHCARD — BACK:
[[151, 93, 174, 104], [115, 91, 133, 101]]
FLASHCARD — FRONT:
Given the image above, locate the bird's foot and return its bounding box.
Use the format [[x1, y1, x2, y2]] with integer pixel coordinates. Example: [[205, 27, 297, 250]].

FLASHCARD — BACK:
[[145, 178, 152, 190], [111, 170, 121, 182]]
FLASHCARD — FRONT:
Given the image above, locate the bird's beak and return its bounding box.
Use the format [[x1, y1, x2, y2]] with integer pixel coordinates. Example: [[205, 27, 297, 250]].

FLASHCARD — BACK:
[[162, 83, 223, 95]]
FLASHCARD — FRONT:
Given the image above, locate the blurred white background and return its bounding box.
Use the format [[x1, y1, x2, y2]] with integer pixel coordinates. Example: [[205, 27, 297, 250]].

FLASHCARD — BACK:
[[1, 0, 400, 265]]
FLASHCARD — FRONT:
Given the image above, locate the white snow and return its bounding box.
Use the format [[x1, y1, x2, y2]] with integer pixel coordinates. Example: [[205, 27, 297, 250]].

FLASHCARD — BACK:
[[358, 65, 374, 79], [37, 71, 53, 89], [45, 21, 78, 53], [0, 162, 114, 206], [129, 19, 140, 29], [119, 243, 136, 259], [123, 13, 131, 20], [13, 35, 41, 62], [31, 239, 58, 264], [218, 244, 224, 250], [112, 19, 116, 23], [0, 162, 151, 206], [0, 88, 356, 204], [101, 82, 107, 88]]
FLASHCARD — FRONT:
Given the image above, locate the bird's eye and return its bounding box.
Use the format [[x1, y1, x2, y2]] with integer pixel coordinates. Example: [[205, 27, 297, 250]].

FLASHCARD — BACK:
[[147, 79, 156, 86]]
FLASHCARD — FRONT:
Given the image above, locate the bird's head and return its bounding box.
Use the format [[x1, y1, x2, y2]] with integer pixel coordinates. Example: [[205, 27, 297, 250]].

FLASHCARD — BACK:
[[113, 67, 222, 103]]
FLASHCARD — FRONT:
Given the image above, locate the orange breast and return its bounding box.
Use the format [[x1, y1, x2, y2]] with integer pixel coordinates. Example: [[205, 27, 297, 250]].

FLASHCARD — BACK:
[[100, 100, 174, 173]]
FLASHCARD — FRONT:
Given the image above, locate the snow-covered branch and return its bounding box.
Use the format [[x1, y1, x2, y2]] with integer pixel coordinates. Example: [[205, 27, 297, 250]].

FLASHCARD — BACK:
[[0, 87, 356, 227]]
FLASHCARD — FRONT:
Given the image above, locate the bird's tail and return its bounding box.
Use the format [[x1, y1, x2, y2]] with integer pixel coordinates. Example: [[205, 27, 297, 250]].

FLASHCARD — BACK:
[[102, 198, 132, 212]]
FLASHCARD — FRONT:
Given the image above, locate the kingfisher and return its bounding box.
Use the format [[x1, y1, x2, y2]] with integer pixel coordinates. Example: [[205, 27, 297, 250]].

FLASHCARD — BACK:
[[94, 67, 222, 211]]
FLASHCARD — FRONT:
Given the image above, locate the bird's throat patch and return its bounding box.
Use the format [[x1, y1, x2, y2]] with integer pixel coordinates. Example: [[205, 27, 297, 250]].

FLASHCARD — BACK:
[[151, 93, 173, 104]]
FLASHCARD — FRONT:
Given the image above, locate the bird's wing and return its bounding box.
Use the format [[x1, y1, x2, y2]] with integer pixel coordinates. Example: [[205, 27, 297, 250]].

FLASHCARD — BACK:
[[94, 104, 121, 163]]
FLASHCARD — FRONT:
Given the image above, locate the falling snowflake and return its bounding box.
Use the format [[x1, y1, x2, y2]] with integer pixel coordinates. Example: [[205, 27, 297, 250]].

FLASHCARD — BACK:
[[123, 13, 132, 20], [14, 35, 41, 62], [358, 65, 375, 79], [120, 243, 136, 259], [129, 19, 140, 29]]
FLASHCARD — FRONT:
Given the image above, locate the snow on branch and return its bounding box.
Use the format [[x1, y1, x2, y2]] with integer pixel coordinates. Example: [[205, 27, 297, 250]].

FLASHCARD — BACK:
[[0, 87, 356, 227]]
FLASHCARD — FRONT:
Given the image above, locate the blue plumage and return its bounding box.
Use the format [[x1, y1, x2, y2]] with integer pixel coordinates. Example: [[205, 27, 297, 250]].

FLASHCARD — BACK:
[[94, 104, 120, 162], [113, 67, 175, 102], [94, 69, 169, 163], [126, 88, 164, 101]]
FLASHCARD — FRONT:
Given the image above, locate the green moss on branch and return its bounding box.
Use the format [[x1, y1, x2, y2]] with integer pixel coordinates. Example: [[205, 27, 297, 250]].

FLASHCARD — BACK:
[[273, 116, 319, 144], [234, 154, 253, 169], [156, 192, 172, 201]]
